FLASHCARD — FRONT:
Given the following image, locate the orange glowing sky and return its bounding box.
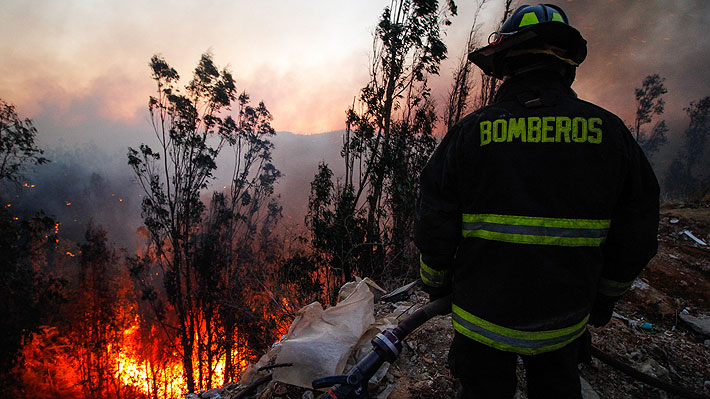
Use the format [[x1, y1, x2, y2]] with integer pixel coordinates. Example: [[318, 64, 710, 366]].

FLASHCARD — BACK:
[[1, 0, 709, 147]]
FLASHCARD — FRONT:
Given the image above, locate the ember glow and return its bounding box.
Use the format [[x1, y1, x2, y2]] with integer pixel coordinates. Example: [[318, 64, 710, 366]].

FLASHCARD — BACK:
[[17, 296, 291, 398]]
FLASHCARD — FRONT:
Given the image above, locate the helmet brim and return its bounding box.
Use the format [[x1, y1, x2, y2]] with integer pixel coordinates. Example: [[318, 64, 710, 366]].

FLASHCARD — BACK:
[[469, 22, 587, 78]]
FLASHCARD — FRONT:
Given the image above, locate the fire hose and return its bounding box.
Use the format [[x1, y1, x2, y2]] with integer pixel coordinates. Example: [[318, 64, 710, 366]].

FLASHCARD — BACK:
[[311, 295, 709, 399], [312, 295, 452, 399]]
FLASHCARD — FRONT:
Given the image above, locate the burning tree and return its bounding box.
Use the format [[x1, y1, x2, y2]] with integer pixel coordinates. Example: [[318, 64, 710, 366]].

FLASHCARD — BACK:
[[70, 224, 135, 398], [128, 52, 238, 392], [128, 52, 285, 393], [191, 92, 286, 386], [0, 105, 61, 392], [0, 209, 64, 392]]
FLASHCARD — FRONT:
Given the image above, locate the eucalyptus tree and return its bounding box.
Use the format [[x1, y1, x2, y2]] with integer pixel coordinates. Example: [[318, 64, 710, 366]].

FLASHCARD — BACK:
[[307, 0, 458, 288], [128, 52, 239, 392], [665, 96, 710, 198], [633, 74, 668, 157], [0, 99, 48, 188], [192, 92, 282, 386]]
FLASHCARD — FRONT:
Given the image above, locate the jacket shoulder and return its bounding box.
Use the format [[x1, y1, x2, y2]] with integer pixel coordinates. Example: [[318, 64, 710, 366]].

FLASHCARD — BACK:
[[452, 103, 508, 131], [569, 97, 628, 129]]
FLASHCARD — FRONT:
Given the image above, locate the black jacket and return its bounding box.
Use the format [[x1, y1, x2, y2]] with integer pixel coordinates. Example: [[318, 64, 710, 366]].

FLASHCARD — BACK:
[[415, 70, 659, 355]]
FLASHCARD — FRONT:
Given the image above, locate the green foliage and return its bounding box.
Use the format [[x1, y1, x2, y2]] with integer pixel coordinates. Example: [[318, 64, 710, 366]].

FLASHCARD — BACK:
[[633, 74, 668, 157], [664, 96, 710, 198], [305, 163, 367, 295], [0, 208, 65, 385], [128, 52, 241, 392], [684, 96, 710, 174], [305, 1, 456, 290], [0, 99, 49, 186], [664, 157, 692, 198], [635, 74, 667, 132], [128, 51, 283, 389], [191, 94, 283, 383]]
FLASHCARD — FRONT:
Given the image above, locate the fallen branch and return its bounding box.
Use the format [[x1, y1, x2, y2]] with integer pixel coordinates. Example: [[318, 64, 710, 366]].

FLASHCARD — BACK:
[[591, 346, 709, 399], [258, 363, 293, 372]]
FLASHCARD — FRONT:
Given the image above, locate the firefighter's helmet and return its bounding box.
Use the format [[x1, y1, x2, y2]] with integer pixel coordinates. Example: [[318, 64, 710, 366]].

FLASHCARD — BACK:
[[469, 4, 587, 79]]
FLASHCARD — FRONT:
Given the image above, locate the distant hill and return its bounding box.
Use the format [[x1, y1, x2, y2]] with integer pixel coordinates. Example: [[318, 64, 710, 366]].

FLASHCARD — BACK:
[[2, 131, 346, 249], [269, 130, 345, 226]]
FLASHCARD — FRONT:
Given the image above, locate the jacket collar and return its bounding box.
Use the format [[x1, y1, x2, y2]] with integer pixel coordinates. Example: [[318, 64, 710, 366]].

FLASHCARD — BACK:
[[494, 70, 576, 105]]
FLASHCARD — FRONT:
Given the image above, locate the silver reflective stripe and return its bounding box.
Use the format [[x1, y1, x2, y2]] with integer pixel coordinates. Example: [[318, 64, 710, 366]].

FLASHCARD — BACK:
[[462, 221, 609, 239], [420, 268, 446, 287], [420, 255, 450, 288], [452, 312, 587, 350], [461, 214, 611, 247]]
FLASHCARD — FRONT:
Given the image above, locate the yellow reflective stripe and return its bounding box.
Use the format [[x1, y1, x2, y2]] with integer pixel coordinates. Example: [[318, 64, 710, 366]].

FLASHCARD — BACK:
[[453, 320, 586, 355], [463, 230, 606, 246], [453, 304, 588, 340], [420, 272, 440, 287], [462, 214, 611, 230], [598, 277, 633, 297], [551, 12, 564, 22], [420, 255, 448, 276], [519, 12, 540, 27], [419, 254, 450, 288], [452, 304, 589, 355], [462, 214, 610, 247]]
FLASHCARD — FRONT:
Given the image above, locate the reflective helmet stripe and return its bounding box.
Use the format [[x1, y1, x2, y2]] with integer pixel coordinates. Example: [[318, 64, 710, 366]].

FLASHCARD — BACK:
[[452, 304, 589, 355], [518, 11, 540, 27], [462, 214, 610, 247]]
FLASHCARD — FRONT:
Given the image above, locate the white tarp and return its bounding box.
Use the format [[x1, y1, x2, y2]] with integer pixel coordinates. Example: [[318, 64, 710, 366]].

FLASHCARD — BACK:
[[271, 279, 376, 388]]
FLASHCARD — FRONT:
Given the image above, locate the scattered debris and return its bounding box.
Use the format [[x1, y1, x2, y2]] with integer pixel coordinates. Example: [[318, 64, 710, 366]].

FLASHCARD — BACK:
[[381, 280, 418, 303], [271, 278, 377, 388], [580, 377, 600, 399], [221, 202, 709, 398], [683, 230, 708, 246], [679, 313, 710, 338]]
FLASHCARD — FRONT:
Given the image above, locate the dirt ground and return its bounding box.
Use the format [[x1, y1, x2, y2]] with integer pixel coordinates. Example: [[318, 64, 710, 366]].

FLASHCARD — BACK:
[[222, 202, 710, 399], [387, 203, 710, 399]]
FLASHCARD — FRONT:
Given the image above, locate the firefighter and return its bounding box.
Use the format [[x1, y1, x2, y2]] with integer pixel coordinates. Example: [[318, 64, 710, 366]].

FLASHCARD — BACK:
[[414, 4, 659, 398]]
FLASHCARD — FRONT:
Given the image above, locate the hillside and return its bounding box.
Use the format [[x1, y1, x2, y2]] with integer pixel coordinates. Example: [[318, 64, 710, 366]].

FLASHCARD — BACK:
[[202, 202, 710, 399], [269, 131, 345, 226]]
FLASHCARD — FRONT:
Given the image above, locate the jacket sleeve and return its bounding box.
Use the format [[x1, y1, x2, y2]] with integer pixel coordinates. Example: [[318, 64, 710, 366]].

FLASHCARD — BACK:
[[598, 129, 660, 301], [414, 125, 463, 297]]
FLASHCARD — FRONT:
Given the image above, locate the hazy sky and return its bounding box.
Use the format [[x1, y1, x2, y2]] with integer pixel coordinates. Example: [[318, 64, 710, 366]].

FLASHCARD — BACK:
[[1, 0, 709, 150]]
